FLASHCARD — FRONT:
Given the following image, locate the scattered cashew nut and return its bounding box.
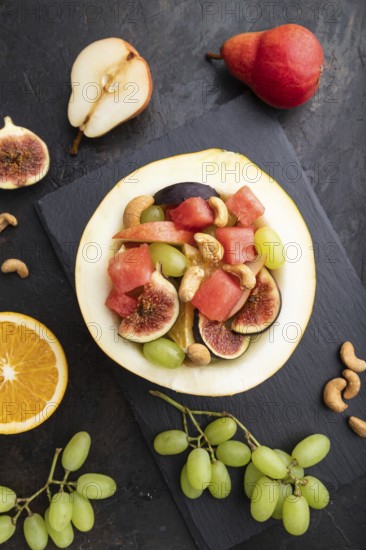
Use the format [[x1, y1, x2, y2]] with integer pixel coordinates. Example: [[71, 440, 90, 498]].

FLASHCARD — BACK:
[[187, 343, 211, 366], [348, 416, 366, 438], [208, 197, 228, 228], [0, 213, 18, 233], [342, 368, 361, 400], [194, 233, 224, 264], [340, 341, 366, 373], [178, 266, 205, 302], [1, 259, 29, 278], [323, 377, 348, 413], [222, 263, 256, 290], [123, 195, 154, 228]]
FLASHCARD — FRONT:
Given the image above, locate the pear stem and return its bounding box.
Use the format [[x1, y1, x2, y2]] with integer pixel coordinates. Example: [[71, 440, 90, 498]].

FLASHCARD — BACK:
[[206, 52, 223, 61], [70, 129, 83, 156]]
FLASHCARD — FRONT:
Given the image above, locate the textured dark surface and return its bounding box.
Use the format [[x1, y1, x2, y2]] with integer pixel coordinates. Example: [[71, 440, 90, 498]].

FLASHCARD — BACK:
[[37, 97, 366, 550], [0, 0, 365, 549]]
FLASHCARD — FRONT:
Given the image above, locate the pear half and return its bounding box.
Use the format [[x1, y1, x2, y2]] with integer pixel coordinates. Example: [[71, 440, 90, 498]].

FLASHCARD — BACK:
[[68, 37, 153, 154], [75, 149, 316, 396]]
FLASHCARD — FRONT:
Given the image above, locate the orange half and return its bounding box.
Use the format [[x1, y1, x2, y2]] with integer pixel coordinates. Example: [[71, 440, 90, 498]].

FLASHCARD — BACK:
[[0, 312, 68, 434]]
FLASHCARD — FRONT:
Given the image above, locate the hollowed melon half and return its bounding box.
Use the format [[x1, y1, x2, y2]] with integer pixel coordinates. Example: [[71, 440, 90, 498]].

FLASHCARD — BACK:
[[75, 149, 316, 396]]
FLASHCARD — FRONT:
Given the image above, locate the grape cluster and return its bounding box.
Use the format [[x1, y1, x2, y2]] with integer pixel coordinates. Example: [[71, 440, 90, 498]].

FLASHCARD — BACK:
[[0, 432, 116, 549], [245, 434, 330, 535], [151, 391, 331, 537]]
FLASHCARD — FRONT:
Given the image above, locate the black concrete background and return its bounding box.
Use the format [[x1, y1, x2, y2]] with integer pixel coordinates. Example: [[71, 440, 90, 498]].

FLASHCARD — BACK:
[[0, 1, 365, 549]]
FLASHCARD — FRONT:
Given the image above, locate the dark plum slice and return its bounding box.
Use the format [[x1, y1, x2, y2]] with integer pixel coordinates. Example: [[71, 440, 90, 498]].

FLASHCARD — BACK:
[[154, 182, 219, 205]]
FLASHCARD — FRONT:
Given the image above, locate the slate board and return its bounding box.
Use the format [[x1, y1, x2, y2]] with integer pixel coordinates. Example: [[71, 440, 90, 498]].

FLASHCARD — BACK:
[[36, 97, 366, 550]]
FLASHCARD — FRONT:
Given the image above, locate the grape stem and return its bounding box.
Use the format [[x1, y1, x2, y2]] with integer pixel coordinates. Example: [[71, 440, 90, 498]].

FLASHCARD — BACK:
[[11, 448, 76, 525], [149, 390, 261, 451]]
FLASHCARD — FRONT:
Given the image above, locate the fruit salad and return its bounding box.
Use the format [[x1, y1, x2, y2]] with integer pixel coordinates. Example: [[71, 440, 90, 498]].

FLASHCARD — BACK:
[[106, 182, 284, 368]]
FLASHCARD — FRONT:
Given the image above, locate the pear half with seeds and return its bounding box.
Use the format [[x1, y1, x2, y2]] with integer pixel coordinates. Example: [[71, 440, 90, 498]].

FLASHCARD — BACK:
[[68, 37, 153, 154]]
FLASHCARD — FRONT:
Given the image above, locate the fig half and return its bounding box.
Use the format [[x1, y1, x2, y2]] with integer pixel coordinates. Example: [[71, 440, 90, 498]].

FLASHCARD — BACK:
[[194, 311, 250, 359], [0, 117, 49, 189], [231, 267, 281, 334], [119, 264, 179, 343], [153, 182, 219, 204]]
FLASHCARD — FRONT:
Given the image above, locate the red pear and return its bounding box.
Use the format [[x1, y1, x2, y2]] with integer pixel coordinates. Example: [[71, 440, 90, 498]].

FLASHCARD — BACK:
[[207, 24, 324, 109]]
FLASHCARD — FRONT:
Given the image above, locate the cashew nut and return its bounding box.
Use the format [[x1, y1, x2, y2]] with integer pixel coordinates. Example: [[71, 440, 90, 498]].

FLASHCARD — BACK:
[[187, 343, 211, 366], [342, 369, 361, 400], [1, 259, 29, 278], [208, 197, 228, 228], [194, 233, 224, 264], [348, 416, 366, 438], [123, 195, 154, 228], [178, 266, 204, 302], [323, 378, 348, 413], [340, 341, 366, 373], [0, 213, 18, 233], [222, 263, 256, 290]]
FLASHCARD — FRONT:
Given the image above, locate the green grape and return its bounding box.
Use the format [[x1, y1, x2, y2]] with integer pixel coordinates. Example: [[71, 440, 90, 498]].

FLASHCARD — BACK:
[[251, 446, 288, 479], [300, 476, 330, 510], [180, 464, 203, 499], [24, 513, 48, 550], [140, 205, 164, 223], [0, 515, 15, 544], [153, 430, 188, 455], [244, 462, 264, 499], [208, 461, 231, 499], [45, 509, 74, 548], [149, 243, 188, 277], [61, 431, 91, 472], [254, 226, 285, 270], [77, 473, 117, 500], [282, 495, 310, 536], [216, 440, 251, 467], [273, 449, 304, 480], [250, 476, 280, 522], [203, 418, 237, 446], [291, 434, 330, 468], [272, 483, 293, 520], [186, 448, 211, 490], [0, 486, 16, 512], [49, 491, 73, 532], [143, 338, 185, 369], [71, 491, 94, 532]]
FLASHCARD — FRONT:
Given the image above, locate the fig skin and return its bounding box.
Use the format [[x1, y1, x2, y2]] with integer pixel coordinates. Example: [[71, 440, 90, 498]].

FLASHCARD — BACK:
[[209, 24, 324, 109], [194, 310, 250, 360], [0, 116, 49, 189], [153, 182, 219, 205], [231, 267, 281, 335], [119, 265, 179, 343]]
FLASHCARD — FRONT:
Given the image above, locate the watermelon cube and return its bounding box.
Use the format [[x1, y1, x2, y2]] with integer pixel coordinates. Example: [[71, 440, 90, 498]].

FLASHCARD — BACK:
[[216, 227, 256, 264], [105, 288, 138, 318], [170, 197, 214, 229], [108, 244, 154, 294], [191, 269, 243, 322], [225, 186, 265, 226]]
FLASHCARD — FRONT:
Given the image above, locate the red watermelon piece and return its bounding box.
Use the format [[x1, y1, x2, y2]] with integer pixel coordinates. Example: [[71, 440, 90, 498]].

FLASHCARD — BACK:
[[225, 186, 265, 226], [216, 226, 256, 264], [191, 269, 243, 322], [105, 288, 138, 318], [108, 244, 154, 294], [170, 197, 214, 229]]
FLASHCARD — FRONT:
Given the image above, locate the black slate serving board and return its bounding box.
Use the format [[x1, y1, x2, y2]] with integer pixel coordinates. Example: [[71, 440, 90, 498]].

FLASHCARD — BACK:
[[36, 97, 366, 550]]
